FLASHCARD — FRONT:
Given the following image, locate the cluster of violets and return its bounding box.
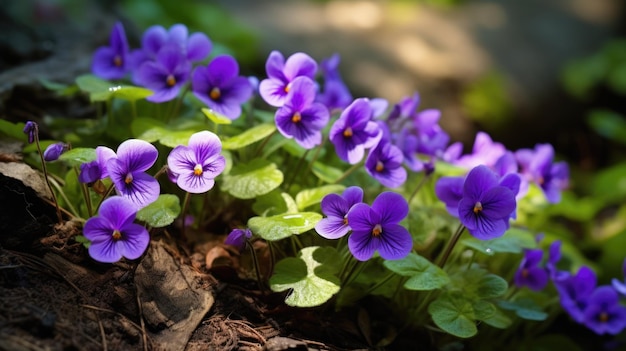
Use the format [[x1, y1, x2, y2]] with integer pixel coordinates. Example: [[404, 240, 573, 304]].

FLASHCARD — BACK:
[[515, 240, 626, 335], [25, 21, 622, 337]]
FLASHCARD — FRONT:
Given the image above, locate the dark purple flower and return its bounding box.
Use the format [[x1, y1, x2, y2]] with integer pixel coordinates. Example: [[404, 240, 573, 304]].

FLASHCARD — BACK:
[[612, 259, 626, 296], [135, 45, 191, 103], [83, 196, 150, 263], [224, 228, 252, 252], [316, 53, 352, 111], [130, 24, 211, 71], [192, 55, 253, 120], [92, 22, 130, 80], [441, 142, 463, 163], [107, 139, 160, 209], [23, 121, 37, 144], [365, 139, 407, 188], [329, 98, 382, 164], [315, 186, 364, 240], [514, 248, 549, 291], [435, 175, 465, 217], [259, 51, 317, 107], [458, 165, 517, 240], [515, 143, 569, 203], [582, 286, 626, 335], [347, 192, 412, 261], [167, 130, 226, 194], [78, 146, 116, 184], [454, 132, 507, 169], [413, 109, 450, 157], [554, 266, 597, 323], [274, 76, 330, 149], [43, 142, 66, 162], [546, 240, 565, 279]]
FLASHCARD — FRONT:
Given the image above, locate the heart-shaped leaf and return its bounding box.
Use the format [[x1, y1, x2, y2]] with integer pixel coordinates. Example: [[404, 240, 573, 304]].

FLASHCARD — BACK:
[[136, 194, 181, 228], [269, 246, 341, 307], [58, 147, 96, 166], [248, 212, 322, 241], [428, 293, 478, 338], [295, 185, 345, 211], [383, 253, 450, 291], [221, 159, 283, 199]]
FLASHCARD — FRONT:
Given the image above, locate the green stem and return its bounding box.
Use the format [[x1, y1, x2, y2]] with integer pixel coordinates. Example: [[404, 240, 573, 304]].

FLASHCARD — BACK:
[[362, 271, 395, 296], [131, 100, 137, 119], [333, 162, 363, 184], [254, 130, 277, 157], [407, 172, 431, 204], [437, 223, 466, 268], [284, 149, 310, 190], [49, 176, 78, 218], [246, 239, 265, 292], [94, 183, 115, 214], [171, 85, 189, 119], [180, 192, 191, 241], [34, 127, 62, 222]]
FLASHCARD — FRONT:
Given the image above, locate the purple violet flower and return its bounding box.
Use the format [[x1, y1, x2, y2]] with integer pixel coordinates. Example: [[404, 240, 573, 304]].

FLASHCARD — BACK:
[[329, 98, 382, 164], [554, 265, 597, 323], [317, 53, 352, 111], [130, 24, 211, 71], [192, 55, 253, 120], [135, 45, 191, 103], [43, 142, 66, 162], [514, 248, 549, 291], [23, 121, 37, 144], [274, 76, 330, 149], [83, 196, 150, 263], [78, 146, 116, 184], [107, 139, 160, 209], [365, 138, 407, 188], [435, 175, 465, 217], [515, 143, 569, 203], [315, 186, 364, 240], [454, 132, 507, 170], [612, 259, 626, 296], [259, 50, 317, 107], [457, 165, 517, 240], [224, 228, 252, 252], [167, 130, 226, 194], [582, 286, 626, 335], [547, 240, 565, 279], [347, 192, 412, 261], [92, 22, 130, 80]]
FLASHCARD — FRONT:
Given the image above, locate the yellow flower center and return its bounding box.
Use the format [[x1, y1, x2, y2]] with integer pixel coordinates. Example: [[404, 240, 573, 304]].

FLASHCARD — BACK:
[[521, 268, 529, 278], [599, 312, 609, 323], [194, 164, 203, 176], [372, 224, 382, 237], [342, 217, 348, 225], [125, 173, 133, 184], [291, 112, 302, 123], [112, 229, 122, 241], [284, 83, 292, 93], [210, 87, 221, 100], [166, 74, 176, 87], [375, 161, 384, 172], [113, 55, 123, 67], [473, 201, 483, 214], [343, 127, 353, 138]]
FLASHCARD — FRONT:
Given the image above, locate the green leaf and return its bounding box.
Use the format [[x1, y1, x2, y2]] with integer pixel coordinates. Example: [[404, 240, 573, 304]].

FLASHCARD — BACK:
[[159, 130, 198, 148], [312, 162, 343, 183], [0, 119, 26, 140], [74, 235, 91, 249], [450, 268, 507, 300], [481, 306, 512, 329], [131, 118, 168, 141], [252, 190, 287, 216], [461, 227, 537, 255], [136, 194, 181, 228], [428, 293, 478, 338], [587, 109, 626, 143], [383, 253, 450, 291], [497, 298, 548, 321], [221, 159, 283, 199], [111, 85, 154, 101], [76, 74, 114, 101], [202, 107, 233, 125], [471, 300, 496, 320], [248, 212, 322, 241], [222, 123, 276, 150], [269, 246, 341, 307], [295, 185, 345, 211], [282, 193, 299, 214], [58, 147, 96, 166]]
